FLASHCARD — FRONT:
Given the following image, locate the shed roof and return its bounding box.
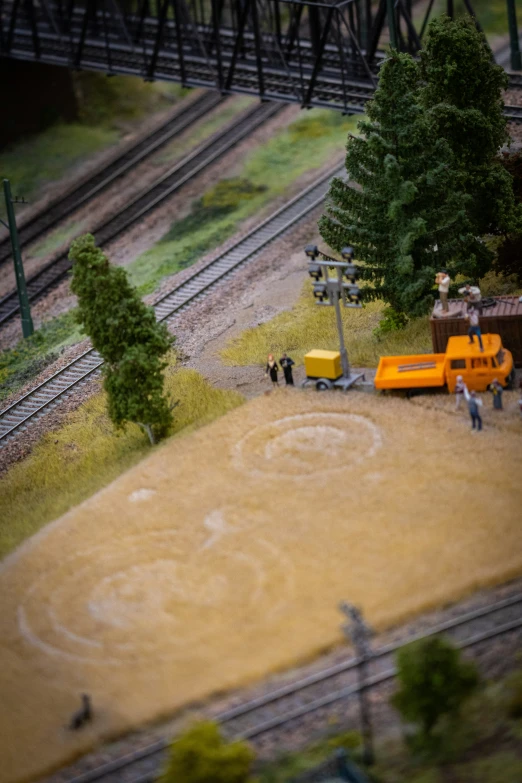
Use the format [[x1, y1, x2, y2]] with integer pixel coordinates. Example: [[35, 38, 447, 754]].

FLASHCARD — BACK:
[[431, 296, 522, 321]]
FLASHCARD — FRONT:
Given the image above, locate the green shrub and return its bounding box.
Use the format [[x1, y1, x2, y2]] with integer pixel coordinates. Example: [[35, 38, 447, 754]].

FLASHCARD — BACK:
[[160, 721, 254, 783], [392, 636, 479, 743], [201, 178, 266, 213], [373, 307, 409, 337], [70, 234, 173, 443]]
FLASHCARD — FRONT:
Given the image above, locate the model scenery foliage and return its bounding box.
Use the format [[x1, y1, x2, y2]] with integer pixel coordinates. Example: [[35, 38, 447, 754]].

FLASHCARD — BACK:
[[392, 636, 479, 743], [160, 721, 254, 783], [319, 16, 522, 320], [420, 16, 522, 253], [69, 234, 173, 444]]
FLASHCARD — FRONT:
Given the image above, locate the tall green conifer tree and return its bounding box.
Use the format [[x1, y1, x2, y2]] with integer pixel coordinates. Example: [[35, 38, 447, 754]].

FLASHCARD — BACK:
[[319, 52, 478, 317], [420, 16, 522, 252], [70, 234, 173, 444]]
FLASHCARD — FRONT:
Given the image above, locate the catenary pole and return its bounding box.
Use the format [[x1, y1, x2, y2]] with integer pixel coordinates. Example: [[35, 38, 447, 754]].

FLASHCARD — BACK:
[[3, 179, 34, 337], [506, 0, 522, 71], [386, 0, 398, 50]]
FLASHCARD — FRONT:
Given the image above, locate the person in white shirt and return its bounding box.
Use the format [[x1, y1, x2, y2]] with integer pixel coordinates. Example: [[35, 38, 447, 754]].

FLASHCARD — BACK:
[[435, 271, 450, 312], [455, 375, 466, 410], [465, 306, 484, 351], [458, 283, 482, 311]]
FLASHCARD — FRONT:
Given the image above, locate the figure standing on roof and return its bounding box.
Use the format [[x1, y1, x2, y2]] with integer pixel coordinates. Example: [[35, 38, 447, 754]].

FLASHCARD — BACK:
[[458, 282, 482, 312], [465, 306, 484, 352], [489, 378, 504, 410], [265, 354, 279, 387], [279, 353, 295, 386], [464, 387, 483, 431], [435, 270, 451, 312], [455, 375, 466, 410]]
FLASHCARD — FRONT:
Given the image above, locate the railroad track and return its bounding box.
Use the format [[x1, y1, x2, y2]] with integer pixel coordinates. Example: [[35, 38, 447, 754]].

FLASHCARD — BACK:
[[0, 91, 224, 269], [0, 100, 287, 328], [0, 164, 342, 445], [42, 592, 522, 783], [503, 103, 522, 122]]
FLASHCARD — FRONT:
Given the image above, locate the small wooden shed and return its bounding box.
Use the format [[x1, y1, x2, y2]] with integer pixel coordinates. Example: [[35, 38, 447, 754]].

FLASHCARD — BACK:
[[430, 296, 522, 367]]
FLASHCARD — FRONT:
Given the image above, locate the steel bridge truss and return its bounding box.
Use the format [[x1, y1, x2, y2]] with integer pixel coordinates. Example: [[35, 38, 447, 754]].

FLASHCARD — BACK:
[[0, 0, 502, 111]]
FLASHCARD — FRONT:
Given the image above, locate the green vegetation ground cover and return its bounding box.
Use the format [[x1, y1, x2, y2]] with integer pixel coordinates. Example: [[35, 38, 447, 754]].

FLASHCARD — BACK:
[[220, 280, 433, 369], [0, 310, 84, 403], [127, 109, 359, 296], [156, 96, 257, 164], [0, 75, 183, 202], [0, 108, 358, 399], [0, 365, 243, 560], [255, 671, 522, 783], [30, 220, 87, 258]]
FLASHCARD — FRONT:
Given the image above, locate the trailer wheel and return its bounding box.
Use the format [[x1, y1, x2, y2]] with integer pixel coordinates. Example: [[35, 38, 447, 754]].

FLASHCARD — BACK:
[[316, 379, 332, 391]]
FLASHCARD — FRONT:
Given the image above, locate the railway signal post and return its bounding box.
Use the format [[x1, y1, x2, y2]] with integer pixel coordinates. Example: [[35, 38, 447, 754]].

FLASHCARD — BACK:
[[2, 179, 33, 338], [340, 602, 375, 766]]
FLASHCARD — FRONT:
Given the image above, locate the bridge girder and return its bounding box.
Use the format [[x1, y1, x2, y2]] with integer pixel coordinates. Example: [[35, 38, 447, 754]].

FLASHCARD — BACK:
[[0, 0, 512, 111]]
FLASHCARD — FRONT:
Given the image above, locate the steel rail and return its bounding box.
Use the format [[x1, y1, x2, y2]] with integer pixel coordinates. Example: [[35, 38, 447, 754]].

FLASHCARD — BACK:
[[0, 100, 285, 327], [0, 91, 224, 268], [0, 164, 341, 444], [42, 593, 522, 783]]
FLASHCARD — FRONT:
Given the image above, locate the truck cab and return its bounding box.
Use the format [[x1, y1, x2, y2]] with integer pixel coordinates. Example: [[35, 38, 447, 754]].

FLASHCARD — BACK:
[[444, 334, 514, 392]]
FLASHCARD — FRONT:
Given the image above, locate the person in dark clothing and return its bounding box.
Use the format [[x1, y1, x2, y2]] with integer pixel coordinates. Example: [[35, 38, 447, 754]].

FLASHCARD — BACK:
[[464, 387, 483, 431], [265, 354, 279, 387], [279, 353, 295, 386], [489, 378, 503, 410]]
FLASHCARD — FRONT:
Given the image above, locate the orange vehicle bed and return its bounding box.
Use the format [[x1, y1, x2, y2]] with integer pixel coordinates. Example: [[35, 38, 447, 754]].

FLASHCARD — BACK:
[[375, 354, 446, 390]]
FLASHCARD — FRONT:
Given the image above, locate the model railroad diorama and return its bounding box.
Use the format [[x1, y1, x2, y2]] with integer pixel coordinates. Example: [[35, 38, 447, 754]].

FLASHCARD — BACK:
[[0, 3, 522, 783]]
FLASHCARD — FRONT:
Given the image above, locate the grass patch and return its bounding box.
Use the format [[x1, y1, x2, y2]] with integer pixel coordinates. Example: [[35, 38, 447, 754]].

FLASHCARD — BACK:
[[155, 96, 256, 164], [220, 280, 432, 369], [0, 366, 243, 560], [128, 109, 359, 295], [0, 124, 119, 201], [0, 75, 185, 204], [0, 310, 84, 403], [30, 220, 87, 258]]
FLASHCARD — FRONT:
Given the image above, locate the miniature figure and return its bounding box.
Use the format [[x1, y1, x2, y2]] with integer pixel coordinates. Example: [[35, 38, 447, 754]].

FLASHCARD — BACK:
[[464, 387, 483, 431], [465, 307, 484, 352], [458, 282, 482, 311], [279, 353, 295, 386], [489, 378, 504, 410], [435, 270, 450, 312], [455, 375, 466, 410], [69, 694, 92, 730], [265, 354, 279, 387]]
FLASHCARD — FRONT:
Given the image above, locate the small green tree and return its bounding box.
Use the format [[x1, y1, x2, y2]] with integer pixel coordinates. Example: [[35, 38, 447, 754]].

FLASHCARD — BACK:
[[70, 234, 173, 443], [161, 721, 254, 783], [420, 16, 522, 249], [392, 636, 479, 742], [319, 51, 478, 318]]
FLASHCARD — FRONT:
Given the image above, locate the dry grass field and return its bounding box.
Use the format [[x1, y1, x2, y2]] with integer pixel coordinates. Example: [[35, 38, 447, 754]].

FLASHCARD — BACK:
[[0, 390, 521, 783]]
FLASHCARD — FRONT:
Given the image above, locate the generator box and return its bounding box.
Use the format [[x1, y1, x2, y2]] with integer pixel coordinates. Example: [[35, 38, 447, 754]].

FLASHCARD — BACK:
[[304, 349, 342, 380]]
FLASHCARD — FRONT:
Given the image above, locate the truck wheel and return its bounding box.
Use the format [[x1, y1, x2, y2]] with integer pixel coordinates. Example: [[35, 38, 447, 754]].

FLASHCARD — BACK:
[[316, 379, 332, 391], [505, 369, 516, 391]]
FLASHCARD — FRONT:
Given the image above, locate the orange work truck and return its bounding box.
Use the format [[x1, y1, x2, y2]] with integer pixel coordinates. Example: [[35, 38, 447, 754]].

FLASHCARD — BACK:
[[374, 334, 515, 393]]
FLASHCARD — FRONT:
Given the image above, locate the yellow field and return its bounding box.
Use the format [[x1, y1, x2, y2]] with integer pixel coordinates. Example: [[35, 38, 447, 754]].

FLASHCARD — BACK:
[[1, 390, 521, 783]]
